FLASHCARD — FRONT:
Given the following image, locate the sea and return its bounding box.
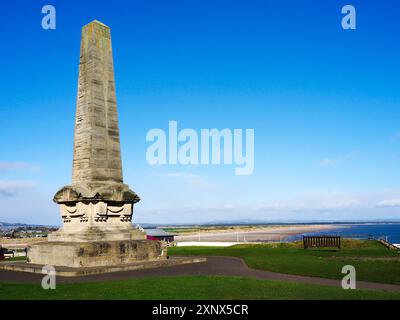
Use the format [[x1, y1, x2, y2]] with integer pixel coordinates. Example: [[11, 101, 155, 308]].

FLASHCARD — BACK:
[[285, 223, 400, 244]]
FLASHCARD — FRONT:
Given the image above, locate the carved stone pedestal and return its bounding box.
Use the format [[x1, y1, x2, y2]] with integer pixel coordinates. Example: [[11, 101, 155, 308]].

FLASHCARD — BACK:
[[27, 192, 166, 268], [28, 240, 166, 268], [48, 200, 144, 242]]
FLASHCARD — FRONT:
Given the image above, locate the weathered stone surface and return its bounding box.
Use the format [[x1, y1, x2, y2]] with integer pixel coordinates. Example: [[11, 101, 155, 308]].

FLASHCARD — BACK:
[[73, 20, 122, 185], [54, 19, 139, 203], [0, 257, 207, 277], [28, 240, 166, 268], [48, 20, 142, 239], [53, 183, 140, 203], [48, 226, 146, 242], [26, 21, 165, 268]]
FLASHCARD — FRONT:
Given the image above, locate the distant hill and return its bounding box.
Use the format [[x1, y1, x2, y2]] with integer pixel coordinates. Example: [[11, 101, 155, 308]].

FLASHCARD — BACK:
[[0, 221, 55, 228], [150, 219, 400, 228], [2, 219, 400, 229], [0, 221, 29, 227]]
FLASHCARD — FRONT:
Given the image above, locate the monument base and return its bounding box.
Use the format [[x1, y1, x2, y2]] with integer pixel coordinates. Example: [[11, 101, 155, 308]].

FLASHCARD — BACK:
[[27, 240, 166, 268], [0, 257, 207, 277], [48, 226, 146, 242]]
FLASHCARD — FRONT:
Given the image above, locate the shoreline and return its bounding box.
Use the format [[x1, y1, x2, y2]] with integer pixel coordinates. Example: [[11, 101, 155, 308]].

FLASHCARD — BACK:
[[175, 224, 349, 242]]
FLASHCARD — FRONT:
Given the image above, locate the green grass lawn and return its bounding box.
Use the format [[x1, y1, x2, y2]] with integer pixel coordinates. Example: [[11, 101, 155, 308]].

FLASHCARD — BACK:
[[1, 276, 400, 300], [169, 240, 400, 284], [5, 256, 27, 262], [1, 239, 399, 300]]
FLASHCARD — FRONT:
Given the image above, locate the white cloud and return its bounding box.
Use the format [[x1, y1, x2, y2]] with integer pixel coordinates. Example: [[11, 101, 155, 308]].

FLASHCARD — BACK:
[[377, 199, 400, 207], [0, 180, 36, 197], [155, 172, 217, 189], [318, 158, 336, 167], [0, 162, 39, 172], [317, 151, 358, 167], [135, 189, 400, 224]]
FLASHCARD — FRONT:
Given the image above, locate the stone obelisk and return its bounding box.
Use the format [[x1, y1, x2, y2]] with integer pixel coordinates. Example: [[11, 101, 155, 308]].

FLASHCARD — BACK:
[[28, 20, 165, 268]]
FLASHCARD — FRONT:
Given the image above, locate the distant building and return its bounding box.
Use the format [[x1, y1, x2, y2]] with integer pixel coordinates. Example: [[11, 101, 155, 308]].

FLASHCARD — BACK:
[[0, 246, 15, 260], [3, 230, 15, 238], [145, 229, 175, 243]]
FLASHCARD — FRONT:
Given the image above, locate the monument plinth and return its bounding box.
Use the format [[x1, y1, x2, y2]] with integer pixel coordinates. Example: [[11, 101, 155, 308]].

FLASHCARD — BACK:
[[28, 20, 166, 268]]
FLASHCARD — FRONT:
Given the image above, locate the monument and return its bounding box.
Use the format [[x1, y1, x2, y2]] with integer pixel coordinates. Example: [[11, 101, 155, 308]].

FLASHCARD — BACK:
[[27, 20, 166, 268]]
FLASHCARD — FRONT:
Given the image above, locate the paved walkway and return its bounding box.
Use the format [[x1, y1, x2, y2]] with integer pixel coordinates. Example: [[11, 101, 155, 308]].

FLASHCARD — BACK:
[[1, 256, 400, 292]]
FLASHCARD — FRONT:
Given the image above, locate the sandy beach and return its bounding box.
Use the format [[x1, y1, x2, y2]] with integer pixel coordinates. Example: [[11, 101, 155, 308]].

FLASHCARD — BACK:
[[175, 224, 347, 242], [1, 225, 349, 247]]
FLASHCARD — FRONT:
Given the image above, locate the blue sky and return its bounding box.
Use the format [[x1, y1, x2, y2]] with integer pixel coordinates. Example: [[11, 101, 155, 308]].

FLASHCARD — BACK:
[[1, 0, 400, 225]]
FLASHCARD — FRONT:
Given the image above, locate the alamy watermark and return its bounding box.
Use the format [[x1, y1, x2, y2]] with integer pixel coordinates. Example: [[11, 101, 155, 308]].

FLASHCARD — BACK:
[[342, 5, 356, 30], [40, 5, 355, 31], [146, 121, 255, 175], [41, 265, 56, 290], [341, 265, 356, 290], [41, 5, 56, 30]]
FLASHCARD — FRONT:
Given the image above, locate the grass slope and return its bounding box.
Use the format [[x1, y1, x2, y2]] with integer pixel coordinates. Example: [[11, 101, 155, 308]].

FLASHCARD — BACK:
[[169, 240, 400, 284], [1, 276, 400, 300]]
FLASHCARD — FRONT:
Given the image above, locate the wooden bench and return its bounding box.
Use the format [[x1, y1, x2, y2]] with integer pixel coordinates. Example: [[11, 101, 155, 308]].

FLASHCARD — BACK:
[[303, 236, 341, 249]]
